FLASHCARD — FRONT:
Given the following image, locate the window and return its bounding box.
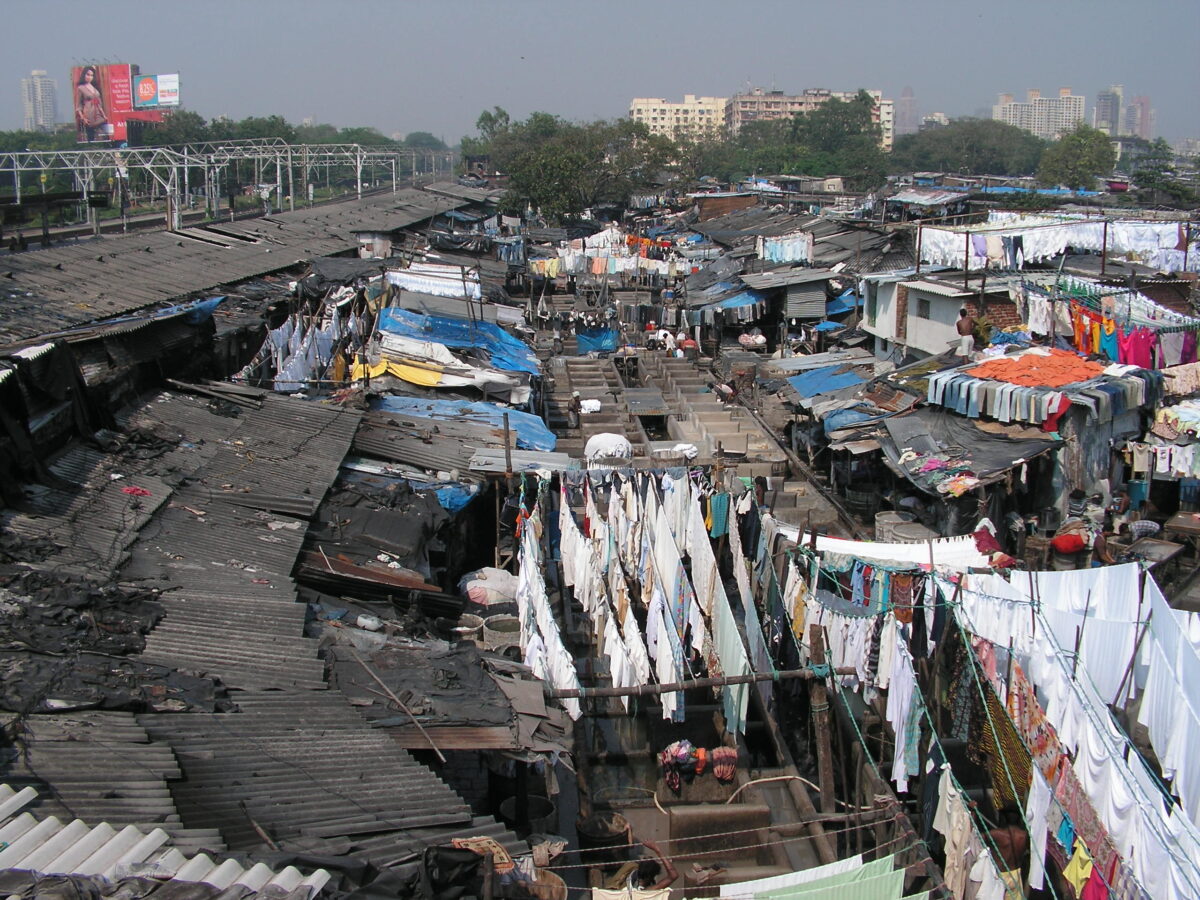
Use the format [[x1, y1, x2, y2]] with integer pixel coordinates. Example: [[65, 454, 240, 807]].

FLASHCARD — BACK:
[[916, 297, 931, 319], [866, 290, 878, 327]]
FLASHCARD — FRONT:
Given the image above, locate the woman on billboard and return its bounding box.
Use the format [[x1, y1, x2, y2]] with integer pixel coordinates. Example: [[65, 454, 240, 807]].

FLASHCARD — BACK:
[[75, 66, 107, 142]]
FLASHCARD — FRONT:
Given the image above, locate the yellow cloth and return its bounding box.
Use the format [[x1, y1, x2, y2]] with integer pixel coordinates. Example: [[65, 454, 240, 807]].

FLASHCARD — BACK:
[[1061, 838, 1094, 894], [351, 360, 443, 386], [999, 868, 1023, 900]]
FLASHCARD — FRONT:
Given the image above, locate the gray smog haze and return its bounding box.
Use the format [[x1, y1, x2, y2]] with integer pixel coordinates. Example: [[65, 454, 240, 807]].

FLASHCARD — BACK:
[[6, 0, 1199, 143]]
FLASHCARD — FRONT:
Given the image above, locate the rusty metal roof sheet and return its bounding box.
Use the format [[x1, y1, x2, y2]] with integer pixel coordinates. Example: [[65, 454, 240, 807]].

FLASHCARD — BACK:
[[0, 189, 461, 347]]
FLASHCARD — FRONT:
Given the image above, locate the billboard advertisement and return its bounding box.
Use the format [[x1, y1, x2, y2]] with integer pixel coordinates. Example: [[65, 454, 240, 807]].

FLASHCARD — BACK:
[[134, 73, 180, 109], [71, 63, 162, 143]]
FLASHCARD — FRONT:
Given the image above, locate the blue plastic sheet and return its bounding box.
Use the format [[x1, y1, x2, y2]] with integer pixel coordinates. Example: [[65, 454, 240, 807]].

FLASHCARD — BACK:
[[372, 396, 556, 452], [420, 480, 478, 513], [576, 328, 619, 354], [786, 365, 865, 399], [823, 408, 874, 435], [825, 291, 862, 316], [377, 308, 540, 376]]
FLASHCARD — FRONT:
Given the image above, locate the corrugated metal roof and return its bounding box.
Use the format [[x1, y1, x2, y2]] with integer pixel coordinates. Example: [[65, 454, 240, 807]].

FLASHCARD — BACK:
[[0, 782, 330, 896], [4, 384, 528, 873], [468, 448, 577, 473], [0, 189, 461, 347], [906, 278, 973, 298], [136, 691, 527, 866], [740, 269, 834, 289], [887, 189, 966, 206], [421, 181, 506, 205]]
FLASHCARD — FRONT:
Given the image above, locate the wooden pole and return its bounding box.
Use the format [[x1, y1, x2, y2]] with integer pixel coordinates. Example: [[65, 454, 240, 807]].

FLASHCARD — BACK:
[[963, 231, 971, 290], [482, 853, 495, 900], [809, 624, 836, 815], [544, 665, 856, 699], [348, 648, 446, 763], [1101, 220, 1109, 277]]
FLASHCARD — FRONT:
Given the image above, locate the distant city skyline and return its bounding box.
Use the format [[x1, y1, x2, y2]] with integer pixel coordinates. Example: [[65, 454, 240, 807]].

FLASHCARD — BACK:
[[2, 0, 1197, 144]]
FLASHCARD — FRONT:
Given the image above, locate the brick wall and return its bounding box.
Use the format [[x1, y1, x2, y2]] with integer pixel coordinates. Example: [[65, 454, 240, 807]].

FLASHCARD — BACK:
[[895, 284, 908, 341], [964, 297, 1023, 330]]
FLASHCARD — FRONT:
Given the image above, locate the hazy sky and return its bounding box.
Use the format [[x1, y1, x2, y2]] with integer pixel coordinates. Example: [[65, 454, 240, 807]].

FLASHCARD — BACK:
[[6, 0, 1198, 142]]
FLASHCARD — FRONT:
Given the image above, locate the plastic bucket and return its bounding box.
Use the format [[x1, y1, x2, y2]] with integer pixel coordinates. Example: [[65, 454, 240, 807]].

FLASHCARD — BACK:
[[893, 522, 939, 543], [875, 511, 916, 541], [483, 614, 520, 649], [499, 794, 557, 835], [576, 812, 631, 867], [526, 869, 566, 900], [451, 614, 484, 642]]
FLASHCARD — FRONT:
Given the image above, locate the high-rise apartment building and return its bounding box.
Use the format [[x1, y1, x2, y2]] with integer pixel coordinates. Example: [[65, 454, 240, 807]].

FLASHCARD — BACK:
[[628, 95, 726, 140], [1093, 85, 1123, 136], [895, 86, 919, 137], [723, 88, 895, 150], [20, 70, 57, 132], [1126, 96, 1154, 141], [992, 88, 1084, 140]]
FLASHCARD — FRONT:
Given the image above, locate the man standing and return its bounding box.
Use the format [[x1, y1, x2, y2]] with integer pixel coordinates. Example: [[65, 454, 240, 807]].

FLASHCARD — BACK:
[[956, 308, 976, 359], [567, 391, 583, 429]]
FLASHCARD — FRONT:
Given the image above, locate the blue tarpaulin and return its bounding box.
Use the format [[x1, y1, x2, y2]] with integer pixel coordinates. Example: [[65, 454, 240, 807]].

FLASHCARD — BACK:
[[377, 308, 540, 376], [576, 328, 619, 354], [417, 480, 478, 513], [814, 320, 844, 332], [371, 396, 556, 452], [786, 365, 866, 399], [823, 408, 874, 435], [825, 290, 862, 317], [699, 281, 740, 297]]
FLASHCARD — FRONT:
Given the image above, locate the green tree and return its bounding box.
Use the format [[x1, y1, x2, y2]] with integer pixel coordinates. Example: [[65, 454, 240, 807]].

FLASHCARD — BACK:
[[145, 109, 209, 145], [337, 126, 392, 146], [891, 119, 1046, 176], [232, 115, 297, 142], [295, 122, 339, 144], [1037, 124, 1116, 189], [403, 131, 446, 150], [464, 109, 674, 220], [1132, 137, 1196, 206], [0, 129, 77, 154]]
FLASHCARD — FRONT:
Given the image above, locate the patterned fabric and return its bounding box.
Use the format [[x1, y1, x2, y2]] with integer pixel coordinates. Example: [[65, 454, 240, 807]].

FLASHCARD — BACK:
[[1052, 757, 1121, 888], [892, 572, 915, 623], [977, 678, 1033, 811], [1006, 660, 1063, 780]]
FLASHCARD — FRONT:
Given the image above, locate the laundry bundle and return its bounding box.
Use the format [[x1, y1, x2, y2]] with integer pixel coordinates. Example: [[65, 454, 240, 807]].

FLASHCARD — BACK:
[[659, 741, 738, 792]]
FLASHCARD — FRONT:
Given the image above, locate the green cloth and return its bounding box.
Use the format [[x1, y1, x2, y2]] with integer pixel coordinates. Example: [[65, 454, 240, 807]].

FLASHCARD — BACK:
[[759, 857, 901, 900]]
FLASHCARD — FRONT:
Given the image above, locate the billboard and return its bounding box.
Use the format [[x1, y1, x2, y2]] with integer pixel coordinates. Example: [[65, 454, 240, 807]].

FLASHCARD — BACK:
[[71, 63, 162, 143], [134, 73, 180, 109]]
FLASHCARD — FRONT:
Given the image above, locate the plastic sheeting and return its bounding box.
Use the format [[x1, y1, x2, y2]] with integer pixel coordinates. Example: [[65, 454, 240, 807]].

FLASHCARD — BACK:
[[378, 308, 540, 376], [576, 328, 619, 354], [786, 365, 866, 399], [372, 396, 556, 452]]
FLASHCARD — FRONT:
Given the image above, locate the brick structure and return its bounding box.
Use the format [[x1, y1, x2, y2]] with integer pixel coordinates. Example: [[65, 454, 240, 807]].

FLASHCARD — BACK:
[[964, 296, 1023, 330], [894, 284, 909, 342]]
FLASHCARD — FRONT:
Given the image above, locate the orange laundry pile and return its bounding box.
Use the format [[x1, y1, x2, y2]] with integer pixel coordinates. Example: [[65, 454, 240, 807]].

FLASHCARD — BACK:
[[966, 349, 1104, 388]]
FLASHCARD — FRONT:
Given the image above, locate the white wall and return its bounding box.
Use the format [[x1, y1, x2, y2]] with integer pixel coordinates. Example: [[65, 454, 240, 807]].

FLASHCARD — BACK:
[[905, 289, 964, 356], [863, 281, 899, 344]]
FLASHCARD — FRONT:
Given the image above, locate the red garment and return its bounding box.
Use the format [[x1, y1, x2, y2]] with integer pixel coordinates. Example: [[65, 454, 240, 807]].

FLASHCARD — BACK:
[[1080, 867, 1109, 900], [1042, 393, 1072, 433], [973, 527, 1003, 554], [1050, 533, 1087, 554], [1124, 328, 1155, 368]]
